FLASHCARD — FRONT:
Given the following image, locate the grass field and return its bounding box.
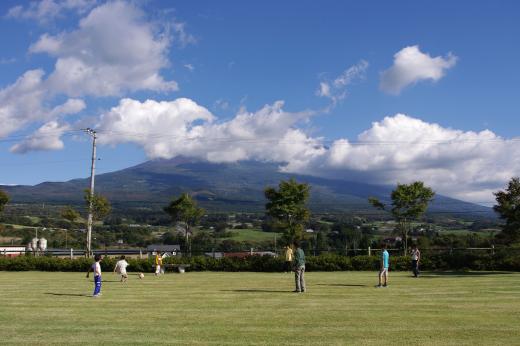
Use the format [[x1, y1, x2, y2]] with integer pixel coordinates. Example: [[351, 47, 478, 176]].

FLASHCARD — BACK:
[[225, 228, 280, 242], [1, 271, 519, 345]]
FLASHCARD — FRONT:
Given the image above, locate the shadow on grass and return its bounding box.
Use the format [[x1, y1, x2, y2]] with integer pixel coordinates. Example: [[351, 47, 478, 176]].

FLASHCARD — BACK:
[[419, 271, 516, 278], [315, 284, 367, 287], [221, 289, 293, 293], [45, 293, 91, 297]]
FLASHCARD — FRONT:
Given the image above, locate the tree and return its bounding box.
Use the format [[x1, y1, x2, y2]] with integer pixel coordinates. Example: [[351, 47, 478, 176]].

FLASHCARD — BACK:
[[164, 193, 205, 256], [0, 189, 9, 213], [369, 181, 435, 253], [83, 189, 111, 254], [329, 222, 362, 255], [84, 189, 111, 221], [493, 177, 520, 243], [61, 206, 80, 227], [264, 178, 310, 244]]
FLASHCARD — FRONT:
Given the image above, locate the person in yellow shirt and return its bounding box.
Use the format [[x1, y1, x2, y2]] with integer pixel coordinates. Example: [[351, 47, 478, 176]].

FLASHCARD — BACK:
[[284, 245, 293, 273], [154, 251, 163, 276]]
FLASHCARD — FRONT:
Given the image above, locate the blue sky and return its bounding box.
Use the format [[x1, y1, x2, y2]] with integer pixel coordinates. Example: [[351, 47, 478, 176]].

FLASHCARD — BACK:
[[0, 0, 519, 204]]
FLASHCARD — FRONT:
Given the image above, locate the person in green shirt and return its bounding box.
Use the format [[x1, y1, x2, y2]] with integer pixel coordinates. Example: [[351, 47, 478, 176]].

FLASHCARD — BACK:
[[292, 240, 306, 293]]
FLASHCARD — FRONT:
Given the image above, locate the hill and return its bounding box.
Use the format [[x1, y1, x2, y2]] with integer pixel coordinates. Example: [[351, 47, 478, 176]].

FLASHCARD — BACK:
[[1, 157, 494, 217]]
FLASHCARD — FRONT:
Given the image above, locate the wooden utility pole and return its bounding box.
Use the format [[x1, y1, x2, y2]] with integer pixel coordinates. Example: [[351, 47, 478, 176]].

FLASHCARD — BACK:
[[84, 128, 97, 257]]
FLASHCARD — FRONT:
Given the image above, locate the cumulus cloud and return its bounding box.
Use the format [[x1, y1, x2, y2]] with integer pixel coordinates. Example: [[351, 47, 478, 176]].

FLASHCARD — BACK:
[[308, 114, 520, 203], [30, 1, 177, 97], [380, 45, 457, 95], [96, 100, 520, 203], [316, 60, 368, 106], [7, 0, 96, 23], [10, 121, 70, 154], [0, 69, 85, 139], [96, 98, 322, 164], [2, 0, 188, 148]]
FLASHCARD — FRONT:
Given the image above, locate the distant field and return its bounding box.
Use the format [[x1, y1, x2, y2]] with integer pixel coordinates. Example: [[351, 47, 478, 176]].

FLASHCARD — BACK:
[[1, 271, 519, 345], [225, 228, 280, 242]]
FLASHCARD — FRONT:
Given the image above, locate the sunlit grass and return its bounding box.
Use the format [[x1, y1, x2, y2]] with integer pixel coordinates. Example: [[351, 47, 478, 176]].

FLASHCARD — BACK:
[[0, 271, 519, 345]]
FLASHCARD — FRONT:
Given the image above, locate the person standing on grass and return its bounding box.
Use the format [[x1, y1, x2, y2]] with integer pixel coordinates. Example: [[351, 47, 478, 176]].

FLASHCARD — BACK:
[[86, 254, 103, 297], [284, 244, 293, 273], [377, 244, 389, 288], [411, 244, 421, 278], [292, 240, 306, 293], [155, 251, 163, 276], [114, 255, 129, 283]]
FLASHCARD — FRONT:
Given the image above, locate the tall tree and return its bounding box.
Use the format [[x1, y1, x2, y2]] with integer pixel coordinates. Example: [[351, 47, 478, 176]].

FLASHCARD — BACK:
[[84, 189, 111, 221], [369, 181, 435, 253], [164, 193, 205, 255], [0, 189, 9, 213], [265, 178, 310, 244], [493, 177, 520, 243]]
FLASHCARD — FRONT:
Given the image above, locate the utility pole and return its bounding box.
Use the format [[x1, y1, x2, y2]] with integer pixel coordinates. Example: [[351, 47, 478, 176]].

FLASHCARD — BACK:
[[84, 128, 97, 257]]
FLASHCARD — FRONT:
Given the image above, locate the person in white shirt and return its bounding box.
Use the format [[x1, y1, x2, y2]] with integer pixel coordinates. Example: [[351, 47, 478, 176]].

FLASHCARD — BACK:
[[114, 255, 129, 282], [411, 244, 421, 278], [86, 254, 103, 297]]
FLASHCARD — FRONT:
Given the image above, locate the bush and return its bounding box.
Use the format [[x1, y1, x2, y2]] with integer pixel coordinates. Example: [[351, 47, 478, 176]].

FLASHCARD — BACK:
[[1, 251, 520, 272]]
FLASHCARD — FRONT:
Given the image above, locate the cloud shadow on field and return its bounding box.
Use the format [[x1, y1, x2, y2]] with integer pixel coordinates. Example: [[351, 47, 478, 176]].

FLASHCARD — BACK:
[[221, 289, 293, 293], [315, 284, 367, 287], [45, 293, 91, 297], [419, 271, 516, 278]]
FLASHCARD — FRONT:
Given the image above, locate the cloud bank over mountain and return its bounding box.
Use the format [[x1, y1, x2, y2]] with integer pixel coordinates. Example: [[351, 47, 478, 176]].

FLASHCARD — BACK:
[[95, 97, 520, 204]]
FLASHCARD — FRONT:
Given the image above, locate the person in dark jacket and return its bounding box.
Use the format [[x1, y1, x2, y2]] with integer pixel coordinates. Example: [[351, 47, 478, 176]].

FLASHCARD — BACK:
[[292, 240, 306, 293]]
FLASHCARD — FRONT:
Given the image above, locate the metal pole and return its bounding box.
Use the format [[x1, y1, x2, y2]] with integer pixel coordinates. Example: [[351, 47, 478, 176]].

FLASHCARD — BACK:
[[84, 128, 97, 258]]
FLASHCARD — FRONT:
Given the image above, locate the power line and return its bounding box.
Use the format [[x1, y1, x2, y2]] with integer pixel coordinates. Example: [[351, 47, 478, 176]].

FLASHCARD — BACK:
[[3, 128, 518, 146]]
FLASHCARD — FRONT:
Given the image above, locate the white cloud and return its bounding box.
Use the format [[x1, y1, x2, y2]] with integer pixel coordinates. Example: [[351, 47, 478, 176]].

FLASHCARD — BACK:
[[49, 98, 86, 117], [29, 1, 177, 97], [95, 99, 520, 204], [10, 121, 70, 154], [380, 45, 457, 95], [183, 64, 195, 71], [171, 21, 196, 47], [307, 114, 520, 203], [96, 98, 322, 165], [7, 0, 96, 23], [213, 99, 229, 111], [0, 69, 47, 138], [316, 60, 368, 106], [0, 69, 85, 139], [1, 0, 185, 143]]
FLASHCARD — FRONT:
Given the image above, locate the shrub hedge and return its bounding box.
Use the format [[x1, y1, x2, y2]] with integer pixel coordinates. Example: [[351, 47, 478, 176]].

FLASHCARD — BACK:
[[1, 251, 519, 272]]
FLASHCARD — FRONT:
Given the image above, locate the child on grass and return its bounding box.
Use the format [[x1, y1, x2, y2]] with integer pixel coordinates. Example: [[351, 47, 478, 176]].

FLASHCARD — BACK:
[[86, 254, 103, 297], [155, 251, 163, 276], [114, 255, 129, 283]]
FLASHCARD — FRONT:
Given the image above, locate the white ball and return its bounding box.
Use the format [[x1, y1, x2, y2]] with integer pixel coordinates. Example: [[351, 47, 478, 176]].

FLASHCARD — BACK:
[[138, 273, 144, 279]]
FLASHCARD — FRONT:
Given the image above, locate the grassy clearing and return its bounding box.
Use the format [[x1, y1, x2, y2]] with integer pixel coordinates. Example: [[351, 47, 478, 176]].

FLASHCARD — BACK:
[[0, 271, 519, 345], [225, 229, 280, 242]]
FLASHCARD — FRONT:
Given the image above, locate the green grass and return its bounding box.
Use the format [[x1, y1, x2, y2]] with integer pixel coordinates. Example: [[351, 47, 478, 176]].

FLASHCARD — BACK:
[[1, 271, 519, 345], [225, 228, 280, 242]]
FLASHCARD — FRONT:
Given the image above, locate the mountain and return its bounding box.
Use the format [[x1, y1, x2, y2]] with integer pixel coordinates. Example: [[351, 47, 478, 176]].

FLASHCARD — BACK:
[[1, 157, 495, 217]]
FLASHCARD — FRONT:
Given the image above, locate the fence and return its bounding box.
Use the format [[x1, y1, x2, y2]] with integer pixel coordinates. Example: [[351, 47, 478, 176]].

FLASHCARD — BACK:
[[0, 245, 506, 259]]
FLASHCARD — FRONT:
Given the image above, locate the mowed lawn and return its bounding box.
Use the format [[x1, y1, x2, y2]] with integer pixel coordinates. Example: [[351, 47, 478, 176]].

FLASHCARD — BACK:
[[1, 271, 519, 345]]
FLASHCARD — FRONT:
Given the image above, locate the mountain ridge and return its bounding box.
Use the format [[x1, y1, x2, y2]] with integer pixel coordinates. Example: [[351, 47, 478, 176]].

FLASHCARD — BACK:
[[1, 157, 494, 217]]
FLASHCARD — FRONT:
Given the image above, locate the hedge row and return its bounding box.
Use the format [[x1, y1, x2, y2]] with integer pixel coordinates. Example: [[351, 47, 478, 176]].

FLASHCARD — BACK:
[[1, 252, 519, 272]]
